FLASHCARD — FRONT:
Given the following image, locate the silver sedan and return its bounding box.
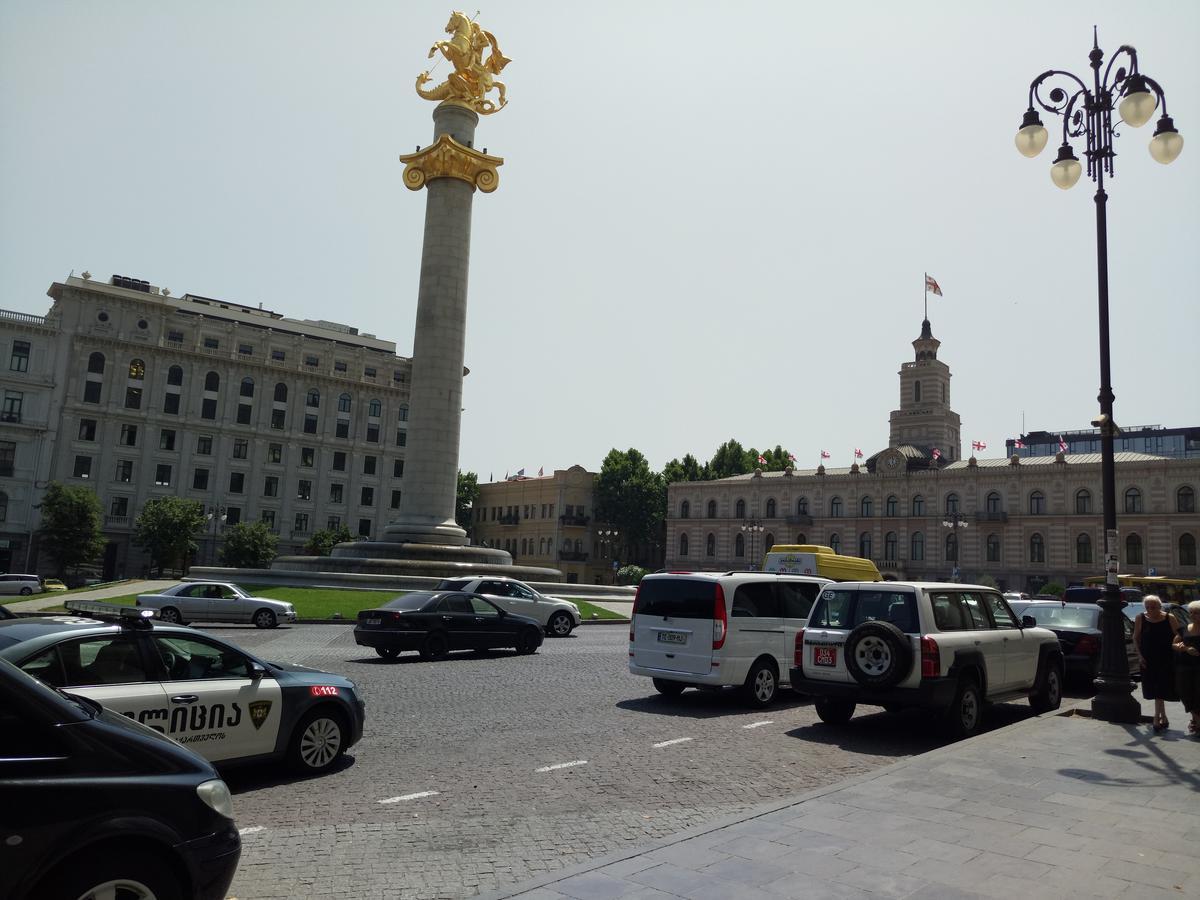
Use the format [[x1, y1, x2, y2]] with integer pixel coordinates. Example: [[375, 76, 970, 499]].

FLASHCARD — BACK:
[[136, 582, 297, 628]]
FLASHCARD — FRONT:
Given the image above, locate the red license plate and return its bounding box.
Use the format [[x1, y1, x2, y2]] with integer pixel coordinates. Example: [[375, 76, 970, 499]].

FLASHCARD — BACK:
[[813, 646, 837, 667]]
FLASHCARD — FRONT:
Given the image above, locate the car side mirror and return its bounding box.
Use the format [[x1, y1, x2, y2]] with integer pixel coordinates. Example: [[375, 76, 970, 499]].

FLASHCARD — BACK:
[[249, 661, 267, 680], [1021, 615, 1036, 629]]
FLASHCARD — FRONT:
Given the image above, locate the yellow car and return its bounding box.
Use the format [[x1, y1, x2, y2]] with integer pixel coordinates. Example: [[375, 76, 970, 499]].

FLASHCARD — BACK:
[[41, 579, 68, 592]]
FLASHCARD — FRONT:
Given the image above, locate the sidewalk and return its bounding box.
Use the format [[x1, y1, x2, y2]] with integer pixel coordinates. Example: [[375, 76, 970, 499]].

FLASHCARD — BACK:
[[483, 695, 1200, 900], [4, 580, 177, 613]]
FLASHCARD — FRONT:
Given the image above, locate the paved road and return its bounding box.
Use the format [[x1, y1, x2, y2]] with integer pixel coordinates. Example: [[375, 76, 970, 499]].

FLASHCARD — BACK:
[[203, 625, 1046, 900]]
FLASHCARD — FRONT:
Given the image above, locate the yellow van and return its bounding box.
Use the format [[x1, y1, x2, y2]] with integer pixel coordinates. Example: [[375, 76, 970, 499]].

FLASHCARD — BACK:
[[761, 545, 881, 582]]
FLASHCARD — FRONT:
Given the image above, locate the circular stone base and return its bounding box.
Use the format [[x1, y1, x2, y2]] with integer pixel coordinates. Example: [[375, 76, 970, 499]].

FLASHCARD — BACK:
[[271, 541, 561, 581]]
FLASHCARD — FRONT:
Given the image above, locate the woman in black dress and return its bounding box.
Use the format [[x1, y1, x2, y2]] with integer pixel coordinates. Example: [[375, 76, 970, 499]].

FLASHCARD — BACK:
[[1134, 595, 1180, 732], [1174, 600, 1200, 736]]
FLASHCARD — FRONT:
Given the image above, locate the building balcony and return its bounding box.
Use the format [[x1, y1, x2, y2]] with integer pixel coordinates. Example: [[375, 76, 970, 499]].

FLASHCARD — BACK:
[[558, 550, 588, 562], [105, 515, 130, 528], [560, 514, 590, 527], [974, 511, 1009, 522], [163, 339, 184, 350], [786, 514, 814, 526], [497, 514, 519, 525]]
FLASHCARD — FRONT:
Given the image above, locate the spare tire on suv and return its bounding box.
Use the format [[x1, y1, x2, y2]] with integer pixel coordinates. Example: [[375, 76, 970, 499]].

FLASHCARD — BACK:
[[844, 621, 912, 688]]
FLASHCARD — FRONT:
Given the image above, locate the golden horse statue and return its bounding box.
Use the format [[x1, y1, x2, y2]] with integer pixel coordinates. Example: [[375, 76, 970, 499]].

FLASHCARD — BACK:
[[416, 11, 510, 115]]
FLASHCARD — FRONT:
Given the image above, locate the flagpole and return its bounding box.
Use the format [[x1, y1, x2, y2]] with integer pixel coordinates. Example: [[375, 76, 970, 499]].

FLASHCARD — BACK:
[[924, 271, 928, 320]]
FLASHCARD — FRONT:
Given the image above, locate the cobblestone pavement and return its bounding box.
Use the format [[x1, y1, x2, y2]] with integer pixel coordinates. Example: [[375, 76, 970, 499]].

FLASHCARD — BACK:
[[208, 625, 1039, 900]]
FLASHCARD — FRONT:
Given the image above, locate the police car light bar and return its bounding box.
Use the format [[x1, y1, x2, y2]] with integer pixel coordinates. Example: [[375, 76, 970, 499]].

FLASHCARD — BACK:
[[64, 600, 159, 622]]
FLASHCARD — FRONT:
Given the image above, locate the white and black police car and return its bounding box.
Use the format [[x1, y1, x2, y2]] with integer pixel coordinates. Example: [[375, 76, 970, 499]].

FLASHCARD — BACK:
[[0, 601, 366, 774]]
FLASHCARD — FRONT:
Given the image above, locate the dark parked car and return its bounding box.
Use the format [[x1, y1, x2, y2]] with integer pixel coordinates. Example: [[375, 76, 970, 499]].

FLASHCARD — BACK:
[[0, 657, 241, 900], [354, 591, 544, 660], [0, 604, 14, 620], [1010, 600, 1139, 682], [1063, 585, 1144, 605], [1121, 599, 1189, 629]]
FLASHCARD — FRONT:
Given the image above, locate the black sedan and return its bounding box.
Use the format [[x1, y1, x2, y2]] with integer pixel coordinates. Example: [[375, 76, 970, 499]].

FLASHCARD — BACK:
[[354, 591, 544, 660], [1011, 600, 1140, 682]]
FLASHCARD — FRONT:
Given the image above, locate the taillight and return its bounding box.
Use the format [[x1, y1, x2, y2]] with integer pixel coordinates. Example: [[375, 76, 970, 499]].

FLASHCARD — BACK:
[[794, 629, 805, 668], [389, 611, 406, 623], [920, 636, 940, 678], [630, 583, 642, 642], [712, 584, 727, 649], [1075, 635, 1100, 655]]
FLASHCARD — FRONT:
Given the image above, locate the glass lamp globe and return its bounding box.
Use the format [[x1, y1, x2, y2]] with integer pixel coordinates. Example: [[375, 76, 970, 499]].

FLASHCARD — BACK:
[[1149, 115, 1183, 164], [1014, 109, 1048, 158], [1050, 143, 1082, 190], [1118, 75, 1156, 128]]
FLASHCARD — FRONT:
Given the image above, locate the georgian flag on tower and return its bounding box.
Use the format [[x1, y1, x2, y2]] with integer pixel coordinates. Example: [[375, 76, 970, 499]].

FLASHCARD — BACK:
[[820, 450, 831, 459], [925, 274, 943, 296], [757, 454, 767, 465], [1058, 436, 1068, 453], [854, 448, 864, 459], [971, 440, 987, 451], [931, 447, 943, 460], [1014, 438, 1026, 449]]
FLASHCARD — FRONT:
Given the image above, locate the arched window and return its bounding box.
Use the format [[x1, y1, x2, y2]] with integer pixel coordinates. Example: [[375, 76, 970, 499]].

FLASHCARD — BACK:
[[680, 500, 690, 519], [1075, 489, 1092, 514], [859, 532, 872, 559], [167, 365, 183, 386], [829, 533, 841, 554], [274, 383, 288, 403], [944, 493, 959, 515], [1124, 487, 1142, 514], [886, 495, 898, 517], [520, 538, 527, 555], [204, 371, 219, 392], [1029, 491, 1046, 515], [1181, 533, 1197, 567], [735, 498, 746, 519], [764, 533, 774, 552], [985, 491, 1001, 514], [338, 393, 352, 413], [860, 496, 873, 517], [397, 405, 409, 422], [706, 533, 716, 557], [368, 399, 382, 417], [945, 533, 958, 562], [914, 380, 922, 403], [1030, 533, 1045, 563], [797, 497, 809, 515], [1076, 533, 1092, 564], [1178, 486, 1196, 513], [306, 389, 320, 408], [911, 531, 925, 561], [0, 490, 7, 523], [986, 533, 1001, 562], [707, 499, 717, 518], [128, 359, 145, 380], [574, 538, 582, 553], [679, 533, 689, 557], [735, 534, 745, 558], [239, 377, 254, 398], [795, 533, 807, 544], [884, 532, 897, 561], [1125, 533, 1143, 565], [765, 498, 776, 518], [830, 497, 843, 517], [87, 352, 105, 374], [912, 495, 924, 516]]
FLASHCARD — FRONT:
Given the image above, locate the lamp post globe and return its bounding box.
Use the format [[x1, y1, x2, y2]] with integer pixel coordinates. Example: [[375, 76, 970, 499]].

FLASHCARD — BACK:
[[1149, 115, 1184, 164]]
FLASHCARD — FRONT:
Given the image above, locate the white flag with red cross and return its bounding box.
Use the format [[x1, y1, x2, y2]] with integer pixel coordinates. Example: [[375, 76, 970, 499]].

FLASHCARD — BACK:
[[931, 448, 942, 460], [925, 274, 943, 296]]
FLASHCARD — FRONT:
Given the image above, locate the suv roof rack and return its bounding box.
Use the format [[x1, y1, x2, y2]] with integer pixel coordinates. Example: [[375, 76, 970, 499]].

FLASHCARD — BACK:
[[64, 600, 159, 628]]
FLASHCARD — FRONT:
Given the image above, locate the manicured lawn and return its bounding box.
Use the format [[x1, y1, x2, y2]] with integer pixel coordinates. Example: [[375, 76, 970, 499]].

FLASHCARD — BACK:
[[569, 599, 625, 621]]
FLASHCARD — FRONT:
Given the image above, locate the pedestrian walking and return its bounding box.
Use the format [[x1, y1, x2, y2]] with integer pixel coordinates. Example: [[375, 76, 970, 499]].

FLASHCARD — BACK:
[[1134, 595, 1179, 732], [1173, 600, 1200, 736]]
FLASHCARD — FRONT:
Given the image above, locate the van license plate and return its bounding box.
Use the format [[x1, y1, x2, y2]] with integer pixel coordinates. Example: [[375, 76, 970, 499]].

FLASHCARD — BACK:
[[813, 646, 837, 667], [657, 631, 687, 644]]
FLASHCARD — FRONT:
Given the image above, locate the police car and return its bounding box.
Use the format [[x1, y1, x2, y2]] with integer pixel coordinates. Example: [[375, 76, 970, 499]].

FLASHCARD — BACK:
[[0, 601, 366, 774]]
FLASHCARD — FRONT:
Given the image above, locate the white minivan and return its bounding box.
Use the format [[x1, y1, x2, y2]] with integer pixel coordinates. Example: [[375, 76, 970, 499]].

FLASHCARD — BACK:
[[0, 574, 43, 596], [628, 571, 831, 707]]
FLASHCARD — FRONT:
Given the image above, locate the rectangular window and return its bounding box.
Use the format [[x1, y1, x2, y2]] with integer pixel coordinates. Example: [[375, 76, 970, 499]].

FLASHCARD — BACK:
[[358, 518, 372, 537], [116, 460, 133, 483], [270, 409, 286, 429], [226, 507, 241, 525], [327, 515, 341, 530], [261, 510, 276, 528], [330, 483, 344, 503], [335, 420, 349, 439], [119, 424, 137, 446], [391, 489, 402, 509], [196, 435, 213, 455], [83, 380, 101, 403], [334, 361, 347, 373], [263, 476, 279, 497], [154, 464, 172, 486], [238, 343, 253, 356], [159, 429, 176, 451], [229, 472, 245, 494], [363, 455, 376, 475], [167, 330, 184, 343], [393, 370, 405, 384], [202, 337, 219, 350], [201, 398, 217, 419], [271, 349, 286, 362], [301, 447, 315, 467], [232, 439, 248, 459], [268, 443, 282, 464], [78, 419, 97, 441], [294, 513, 309, 533], [361, 486, 374, 507], [124, 387, 142, 410], [366, 424, 380, 443], [0, 441, 14, 477], [9, 340, 30, 372], [393, 459, 404, 478], [304, 355, 319, 368], [303, 414, 318, 434], [192, 468, 209, 490], [332, 451, 347, 471], [297, 479, 312, 501], [2, 391, 24, 422], [110, 496, 129, 517], [364, 367, 376, 379], [236, 404, 252, 425], [395, 429, 407, 447], [163, 393, 180, 415]]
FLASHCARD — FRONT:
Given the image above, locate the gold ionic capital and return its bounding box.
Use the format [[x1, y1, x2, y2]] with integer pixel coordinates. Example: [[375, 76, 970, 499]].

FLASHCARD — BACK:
[[398, 133, 504, 193]]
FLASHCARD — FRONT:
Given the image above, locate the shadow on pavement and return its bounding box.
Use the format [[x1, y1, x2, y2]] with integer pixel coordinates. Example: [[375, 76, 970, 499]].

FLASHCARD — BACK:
[[1058, 723, 1200, 792], [345, 649, 524, 666], [616, 689, 811, 719], [222, 753, 357, 794]]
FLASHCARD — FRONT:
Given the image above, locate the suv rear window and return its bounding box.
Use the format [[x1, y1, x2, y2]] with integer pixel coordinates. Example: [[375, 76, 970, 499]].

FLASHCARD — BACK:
[[636, 579, 717, 620], [810, 589, 918, 633]]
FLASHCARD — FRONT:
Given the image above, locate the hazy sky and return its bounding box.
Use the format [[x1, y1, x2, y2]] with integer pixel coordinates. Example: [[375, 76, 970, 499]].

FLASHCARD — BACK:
[[3, 1, 1198, 480]]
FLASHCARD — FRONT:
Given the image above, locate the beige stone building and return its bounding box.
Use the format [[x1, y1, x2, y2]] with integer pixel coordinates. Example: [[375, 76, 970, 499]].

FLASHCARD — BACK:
[[1, 273, 414, 577], [665, 319, 1199, 594]]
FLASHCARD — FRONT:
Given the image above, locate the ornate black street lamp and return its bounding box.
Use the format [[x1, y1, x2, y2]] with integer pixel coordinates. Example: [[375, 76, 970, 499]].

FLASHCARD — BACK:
[[741, 519, 764, 571], [1015, 29, 1182, 724]]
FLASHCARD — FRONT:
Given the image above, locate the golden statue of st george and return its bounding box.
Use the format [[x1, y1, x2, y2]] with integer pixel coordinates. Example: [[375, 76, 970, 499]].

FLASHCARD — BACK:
[[416, 10, 511, 115]]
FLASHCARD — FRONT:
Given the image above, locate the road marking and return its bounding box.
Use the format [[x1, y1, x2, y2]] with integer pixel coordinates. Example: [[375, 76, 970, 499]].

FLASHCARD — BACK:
[[535, 760, 588, 773], [652, 737, 693, 748], [238, 826, 265, 836], [378, 791, 440, 804], [742, 720, 774, 729]]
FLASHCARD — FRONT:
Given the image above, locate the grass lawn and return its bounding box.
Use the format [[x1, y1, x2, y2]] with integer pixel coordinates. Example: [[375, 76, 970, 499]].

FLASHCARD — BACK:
[[570, 599, 625, 621]]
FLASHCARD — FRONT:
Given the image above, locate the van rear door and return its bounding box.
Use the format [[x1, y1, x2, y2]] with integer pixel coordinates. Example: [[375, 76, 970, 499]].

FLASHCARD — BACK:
[[631, 578, 715, 676]]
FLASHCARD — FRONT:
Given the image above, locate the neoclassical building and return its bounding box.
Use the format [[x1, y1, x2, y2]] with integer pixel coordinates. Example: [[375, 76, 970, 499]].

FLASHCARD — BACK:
[[665, 319, 1199, 594]]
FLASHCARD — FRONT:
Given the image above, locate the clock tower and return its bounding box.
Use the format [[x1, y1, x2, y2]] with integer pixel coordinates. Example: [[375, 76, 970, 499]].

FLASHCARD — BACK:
[[888, 318, 962, 461]]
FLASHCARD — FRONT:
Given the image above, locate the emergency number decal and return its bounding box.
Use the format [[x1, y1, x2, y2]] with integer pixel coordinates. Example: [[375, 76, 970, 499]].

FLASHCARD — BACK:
[[310, 685, 339, 697]]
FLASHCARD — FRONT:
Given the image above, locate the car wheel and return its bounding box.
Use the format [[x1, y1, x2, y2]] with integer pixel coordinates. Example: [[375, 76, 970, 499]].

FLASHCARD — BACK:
[[844, 621, 912, 688], [375, 647, 400, 661], [19, 587, 32, 595], [814, 698, 856, 725], [159, 606, 182, 624], [743, 659, 778, 708], [517, 628, 540, 655], [943, 676, 983, 739], [288, 708, 346, 774], [253, 608, 278, 629], [547, 611, 574, 637], [652, 677, 686, 697], [420, 632, 449, 660], [39, 850, 182, 900], [1029, 659, 1064, 714]]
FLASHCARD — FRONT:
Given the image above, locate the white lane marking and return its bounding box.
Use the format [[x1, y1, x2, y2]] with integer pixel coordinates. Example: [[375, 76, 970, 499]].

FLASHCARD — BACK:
[[652, 737, 693, 749], [238, 826, 265, 836], [378, 791, 440, 804], [535, 760, 589, 773], [743, 720, 774, 729]]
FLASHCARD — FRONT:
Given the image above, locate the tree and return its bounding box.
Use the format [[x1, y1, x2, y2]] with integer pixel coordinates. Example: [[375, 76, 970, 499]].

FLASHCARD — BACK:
[[304, 525, 354, 557], [1041, 581, 1066, 596], [594, 449, 665, 566], [662, 453, 703, 484], [708, 439, 752, 479], [37, 482, 106, 577], [133, 497, 206, 576], [456, 470, 479, 532], [221, 522, 279, 568]]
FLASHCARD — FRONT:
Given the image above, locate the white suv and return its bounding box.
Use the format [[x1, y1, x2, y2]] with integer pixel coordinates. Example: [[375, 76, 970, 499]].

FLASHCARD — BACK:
[[629, 571, 832, 708], [790, 582, 1064, 738]]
